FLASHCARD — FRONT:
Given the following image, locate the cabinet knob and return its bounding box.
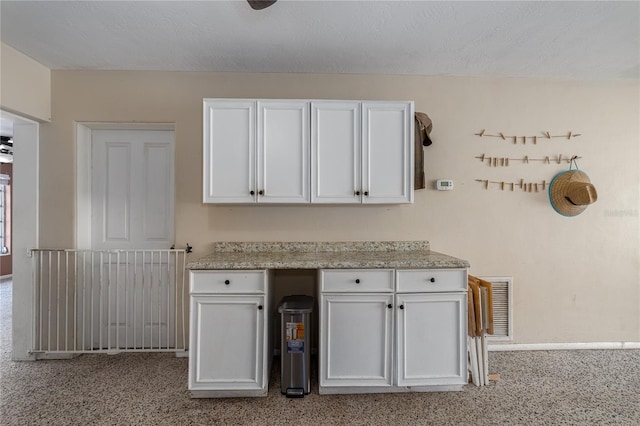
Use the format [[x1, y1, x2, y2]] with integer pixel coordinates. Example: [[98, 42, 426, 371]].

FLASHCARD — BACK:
[[250, 190, 255, 195], [387, 304, 392, 309], [224, 280, 230, 285], [258, 190, 264, 196], [354, 190, 360, 196], [258, 305, 263, 310], [399, 304, 404, 310], [355, 279, 360, 284], [429, 277, 436, 283], [364, 191, 369, 196]]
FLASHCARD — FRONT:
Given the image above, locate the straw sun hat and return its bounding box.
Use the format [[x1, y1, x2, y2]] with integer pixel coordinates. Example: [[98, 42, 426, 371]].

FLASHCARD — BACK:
[[548, 170, 598, 216]]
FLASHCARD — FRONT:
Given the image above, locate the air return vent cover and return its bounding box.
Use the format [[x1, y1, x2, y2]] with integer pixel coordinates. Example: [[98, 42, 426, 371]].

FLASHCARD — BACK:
[[479, 276, 513, 342]]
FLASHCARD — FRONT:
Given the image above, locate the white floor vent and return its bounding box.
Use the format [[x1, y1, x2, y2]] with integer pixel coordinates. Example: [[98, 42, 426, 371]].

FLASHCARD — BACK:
[[478, 276, 513, 342]]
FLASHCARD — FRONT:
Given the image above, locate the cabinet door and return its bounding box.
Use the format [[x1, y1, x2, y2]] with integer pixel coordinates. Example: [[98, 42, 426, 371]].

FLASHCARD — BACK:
[[311, 101, 361, 203], [203, 99, 256, 203], [189, 295, 265, 391], [320, 294, 394, 388], [396, 293, 467, 387], [257, 100, 310, 203], [362, 101, 414, 204]]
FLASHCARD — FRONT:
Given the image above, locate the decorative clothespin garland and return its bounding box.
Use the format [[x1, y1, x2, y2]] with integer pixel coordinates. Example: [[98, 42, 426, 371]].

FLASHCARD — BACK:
[[475, 154, 582, 167], [475, 179, 549, 192], [475, 130, 581, 144]]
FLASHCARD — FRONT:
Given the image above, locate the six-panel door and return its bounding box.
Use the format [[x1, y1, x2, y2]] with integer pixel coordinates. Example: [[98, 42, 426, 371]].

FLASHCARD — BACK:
[[91, 129, 176, 349]]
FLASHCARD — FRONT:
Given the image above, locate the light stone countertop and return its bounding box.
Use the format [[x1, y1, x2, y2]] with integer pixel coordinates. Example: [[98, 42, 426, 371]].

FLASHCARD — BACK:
[[187, 241, 469, 270]]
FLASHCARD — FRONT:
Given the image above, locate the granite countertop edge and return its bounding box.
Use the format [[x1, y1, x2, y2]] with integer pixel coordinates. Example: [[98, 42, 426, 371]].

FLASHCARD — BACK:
[[187, 242, 469, 270]]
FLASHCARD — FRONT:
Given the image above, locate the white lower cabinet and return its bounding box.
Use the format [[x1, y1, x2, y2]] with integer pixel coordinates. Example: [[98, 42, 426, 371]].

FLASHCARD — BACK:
[[396, 292, 467, 386], [189, 270, 273, 398], [320, 293, 394, 388], [319, 268, 467, 394], [188, 267, 466, 397]]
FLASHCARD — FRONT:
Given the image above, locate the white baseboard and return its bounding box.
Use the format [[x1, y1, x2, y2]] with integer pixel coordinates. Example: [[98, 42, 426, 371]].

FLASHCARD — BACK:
[[488, 342, 640, 351]]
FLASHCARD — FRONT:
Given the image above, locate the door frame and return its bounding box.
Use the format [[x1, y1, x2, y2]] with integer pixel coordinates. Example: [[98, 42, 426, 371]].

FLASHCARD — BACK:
[[77, 123, 177, 351], [75, 122, 175, 249]]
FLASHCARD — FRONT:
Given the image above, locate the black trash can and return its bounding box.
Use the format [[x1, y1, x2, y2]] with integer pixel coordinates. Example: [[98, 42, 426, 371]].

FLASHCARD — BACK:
[[278, 295, 313, 397]]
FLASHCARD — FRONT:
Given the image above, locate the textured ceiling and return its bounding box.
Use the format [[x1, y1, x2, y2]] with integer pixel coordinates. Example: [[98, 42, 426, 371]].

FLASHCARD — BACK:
[[0, 0, 639, 80]]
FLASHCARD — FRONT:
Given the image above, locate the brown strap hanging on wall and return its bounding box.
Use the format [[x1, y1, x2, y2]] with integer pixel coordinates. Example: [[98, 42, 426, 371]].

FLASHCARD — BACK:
[[414, 112, 433, 190]]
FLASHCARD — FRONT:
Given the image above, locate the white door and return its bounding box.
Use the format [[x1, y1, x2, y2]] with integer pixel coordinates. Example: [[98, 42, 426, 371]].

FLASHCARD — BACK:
[[311, 101, 361, 203], [362, 101, 414, 204], [396, 293, 467, 386], [320, 294, 394, 388], [257, 100, 310, 203], [203, 99, 256, 203], [91, 129, 175, 350], [189, 295, 265, 391]]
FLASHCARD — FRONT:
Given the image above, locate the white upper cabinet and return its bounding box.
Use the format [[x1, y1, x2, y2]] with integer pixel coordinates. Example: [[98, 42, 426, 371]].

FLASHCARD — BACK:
[[203, 99, 309, 204], [204, 98, 413, 204], [203, 99, 256, 203], [311, 100, 414, 204], [257, 100, 310, 203], [311, 101, 362, 203], [362, 101, 414, 204]]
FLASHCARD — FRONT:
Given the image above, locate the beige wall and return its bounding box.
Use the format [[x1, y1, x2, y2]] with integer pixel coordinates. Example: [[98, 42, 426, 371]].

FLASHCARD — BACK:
[[42, 70, 639, 344], [0, 43, 51, 122]]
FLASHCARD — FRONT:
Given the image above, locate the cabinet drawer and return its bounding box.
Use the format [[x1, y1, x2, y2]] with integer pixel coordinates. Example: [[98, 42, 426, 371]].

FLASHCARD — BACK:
[[190, 270, 266, 294], [396, 269, 466, 293], [320, 269, 394, 292]]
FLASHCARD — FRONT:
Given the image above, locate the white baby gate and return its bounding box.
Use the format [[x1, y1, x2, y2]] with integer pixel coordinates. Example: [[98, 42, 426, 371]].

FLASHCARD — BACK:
[[30, 249, 188, 355]]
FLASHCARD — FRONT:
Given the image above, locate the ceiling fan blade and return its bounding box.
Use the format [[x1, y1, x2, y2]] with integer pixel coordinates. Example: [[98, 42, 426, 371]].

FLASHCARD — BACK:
[[247, 0, 277, 10]]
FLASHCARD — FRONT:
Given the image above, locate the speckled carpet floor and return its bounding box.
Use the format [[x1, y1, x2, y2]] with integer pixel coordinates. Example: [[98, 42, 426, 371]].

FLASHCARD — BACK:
[[1, 279, 638, 425]]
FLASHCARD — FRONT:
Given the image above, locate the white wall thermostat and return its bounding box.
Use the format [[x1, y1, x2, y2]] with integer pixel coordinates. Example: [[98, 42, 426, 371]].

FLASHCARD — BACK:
[[436, 179, 454, 191]]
